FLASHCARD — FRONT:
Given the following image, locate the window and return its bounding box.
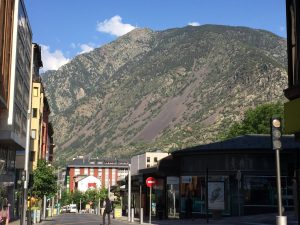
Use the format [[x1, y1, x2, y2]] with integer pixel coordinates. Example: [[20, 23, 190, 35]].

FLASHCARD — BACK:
[[31, 129, 36, 139], [147, 164, 150, 168], [74, 168, 80, 176], [33, 87, 38, 97], [84, 168, 88, 175], [30, 151, 35, 162], [147, 157, 150, 163], [32, 108, 37, 118], [98, 168, 102, 178], [90, 168, 94, 176], [154, 157, 158, 163], [0, 0, 14, 106], [112, 169, 116, 185]]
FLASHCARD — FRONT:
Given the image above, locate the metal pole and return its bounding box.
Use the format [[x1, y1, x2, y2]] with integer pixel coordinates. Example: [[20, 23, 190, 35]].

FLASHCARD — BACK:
[[276, 149, 283, 216], [206, 167, 209, 223], [22, 42, 34, 225], [149, 187, 152, 224], [140, 208, 143, 224], [297, 169, 300, 225], [108, 178, 110, 199], [275, 149, 287, 225], [128, 164, 131, 222], [139, 185, 142, 220], [80, 198, 81, 213], [43, 195, 46, 220]]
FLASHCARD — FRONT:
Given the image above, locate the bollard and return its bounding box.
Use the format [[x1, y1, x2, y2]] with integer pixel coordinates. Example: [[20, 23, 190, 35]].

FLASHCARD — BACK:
[[276, 216, 287, 225], [140, 208, 143, 224], [131, 208, 134, 222]]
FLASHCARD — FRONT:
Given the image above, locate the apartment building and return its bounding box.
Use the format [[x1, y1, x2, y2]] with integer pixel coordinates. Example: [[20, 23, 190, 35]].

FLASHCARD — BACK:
[[66, 157, 129, 193], [0, 0, 32, 219], [131, 151, 169, 175], [31, 71, 53, 169]]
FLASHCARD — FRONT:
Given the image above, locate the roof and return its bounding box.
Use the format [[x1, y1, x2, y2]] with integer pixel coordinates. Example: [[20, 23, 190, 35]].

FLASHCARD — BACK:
[[173, 134, 300, 155], [67, 157, 129, 168]]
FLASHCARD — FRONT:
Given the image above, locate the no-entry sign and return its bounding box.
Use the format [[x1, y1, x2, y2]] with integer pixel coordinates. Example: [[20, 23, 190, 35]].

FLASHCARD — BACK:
[[146, 177, 156, 187]]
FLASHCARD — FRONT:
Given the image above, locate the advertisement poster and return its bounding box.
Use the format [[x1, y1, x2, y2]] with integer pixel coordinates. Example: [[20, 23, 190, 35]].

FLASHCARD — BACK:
[[208, 182, 225, 210]]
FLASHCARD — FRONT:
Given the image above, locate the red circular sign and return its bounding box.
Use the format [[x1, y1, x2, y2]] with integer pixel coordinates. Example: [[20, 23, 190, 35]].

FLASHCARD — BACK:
[[146, 177, 156, 187]]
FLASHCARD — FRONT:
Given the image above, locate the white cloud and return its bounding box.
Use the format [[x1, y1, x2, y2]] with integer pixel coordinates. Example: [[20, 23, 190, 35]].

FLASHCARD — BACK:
[[41, 45, 70, 72], [188, 22, 200, 26], [96, 15, 136, 36], [79, 43, 94, 54]]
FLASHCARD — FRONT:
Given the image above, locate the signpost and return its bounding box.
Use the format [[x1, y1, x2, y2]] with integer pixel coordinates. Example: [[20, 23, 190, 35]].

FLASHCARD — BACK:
[[146, 177, 156, 224]]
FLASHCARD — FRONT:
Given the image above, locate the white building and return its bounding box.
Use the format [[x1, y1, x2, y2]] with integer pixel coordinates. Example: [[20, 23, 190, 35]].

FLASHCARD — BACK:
[[76, 175, 101, 192], [131, 152, 169, 175]]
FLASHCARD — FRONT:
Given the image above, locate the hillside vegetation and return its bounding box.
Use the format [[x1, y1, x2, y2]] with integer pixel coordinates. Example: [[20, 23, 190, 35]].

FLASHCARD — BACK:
[[42, 25, 287, 164]]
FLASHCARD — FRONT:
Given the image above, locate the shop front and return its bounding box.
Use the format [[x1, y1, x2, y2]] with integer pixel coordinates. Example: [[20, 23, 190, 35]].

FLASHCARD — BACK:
[[128, 135, 299, 219], [159, 135, 299, 217]]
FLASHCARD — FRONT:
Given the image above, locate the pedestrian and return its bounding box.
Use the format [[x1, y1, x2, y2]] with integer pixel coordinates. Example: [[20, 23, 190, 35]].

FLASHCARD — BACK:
[[111, 201, 115, 219], [0, 198, 9, 225], [102, 197, 112, 225], [185, 193, 193, 220]]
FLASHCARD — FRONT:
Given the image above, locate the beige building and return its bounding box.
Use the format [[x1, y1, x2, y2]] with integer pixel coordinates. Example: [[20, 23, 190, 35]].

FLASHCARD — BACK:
[[131, 151, 169, 175], [31, 81, 43, 169]]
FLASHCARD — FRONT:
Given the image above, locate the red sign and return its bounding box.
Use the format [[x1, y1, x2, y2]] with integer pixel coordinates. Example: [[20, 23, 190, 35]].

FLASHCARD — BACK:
[[146, 177, 156, 187]]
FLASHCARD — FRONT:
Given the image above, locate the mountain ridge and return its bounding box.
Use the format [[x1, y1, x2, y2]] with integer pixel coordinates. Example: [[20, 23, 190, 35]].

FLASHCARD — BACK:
[[42, 25, 287, 164]]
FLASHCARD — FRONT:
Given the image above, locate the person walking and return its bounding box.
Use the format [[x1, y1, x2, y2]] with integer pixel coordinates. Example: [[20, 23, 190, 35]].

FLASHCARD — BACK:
[[0, 198, 9, 225], [102, 197, 112, 225]]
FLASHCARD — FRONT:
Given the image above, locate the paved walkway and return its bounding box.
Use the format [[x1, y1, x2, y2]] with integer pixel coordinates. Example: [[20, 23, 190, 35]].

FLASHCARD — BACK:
[[116, 212, 298, 225], [7, 212, 299, 225]]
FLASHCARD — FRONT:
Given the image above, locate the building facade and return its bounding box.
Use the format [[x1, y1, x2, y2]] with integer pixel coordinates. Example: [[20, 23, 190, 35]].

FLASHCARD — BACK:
[[128, 135, 299, 219], [131, 152, 169, 175], [66, 157, 129, 193], [0, 0, 33, 219]]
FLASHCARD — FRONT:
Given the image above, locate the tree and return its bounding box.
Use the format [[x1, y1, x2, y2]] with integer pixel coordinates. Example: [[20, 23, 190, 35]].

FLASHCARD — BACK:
[[32, 160, 57, 199], [220, 102, 284, 140]]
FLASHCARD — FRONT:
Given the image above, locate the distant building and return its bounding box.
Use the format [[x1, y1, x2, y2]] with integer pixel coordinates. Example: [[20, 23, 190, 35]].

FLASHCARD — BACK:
[[131, 151, 169, 175], [66, 157, 129, 193], [75, 175, 101, 192]]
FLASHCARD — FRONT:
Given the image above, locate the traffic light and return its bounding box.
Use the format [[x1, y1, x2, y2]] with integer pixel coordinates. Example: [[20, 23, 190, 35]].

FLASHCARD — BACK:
[[271, 118, 282, 150]]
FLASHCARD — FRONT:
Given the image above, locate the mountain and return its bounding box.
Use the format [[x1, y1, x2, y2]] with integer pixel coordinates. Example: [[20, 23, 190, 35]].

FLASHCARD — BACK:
[[42, 25, 287, 164]]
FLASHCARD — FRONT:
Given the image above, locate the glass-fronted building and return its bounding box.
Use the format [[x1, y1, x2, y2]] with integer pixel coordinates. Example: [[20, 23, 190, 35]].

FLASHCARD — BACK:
[[0, 0, 32, 220], [130, 135, 299, 219]]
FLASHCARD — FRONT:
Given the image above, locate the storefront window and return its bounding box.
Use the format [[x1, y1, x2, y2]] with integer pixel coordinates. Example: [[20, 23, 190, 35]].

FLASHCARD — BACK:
[[244, 176, 293, 207], [180, 176, 230, 215], [180, 176, 206, 214]]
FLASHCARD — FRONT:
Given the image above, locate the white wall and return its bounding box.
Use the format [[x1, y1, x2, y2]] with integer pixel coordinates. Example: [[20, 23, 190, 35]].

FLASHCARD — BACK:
[[77, 176, 101, 192]]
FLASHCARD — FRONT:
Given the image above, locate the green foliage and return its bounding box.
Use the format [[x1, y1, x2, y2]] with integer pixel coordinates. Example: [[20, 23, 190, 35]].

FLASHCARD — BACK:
[[219, 102, 283, 140], [60, 188, 108, 209], [32, 160, 57, 198]]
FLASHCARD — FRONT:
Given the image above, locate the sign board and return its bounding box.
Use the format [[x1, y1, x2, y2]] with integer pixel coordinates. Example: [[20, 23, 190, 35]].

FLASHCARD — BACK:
[[146, 177, 156, 187], [167, 176, 179, 185], [208, 182, 225, 210], [181, 176, 192, 183]]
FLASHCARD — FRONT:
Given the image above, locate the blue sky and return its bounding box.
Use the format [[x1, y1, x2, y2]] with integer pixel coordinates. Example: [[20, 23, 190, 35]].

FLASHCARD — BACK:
[[24, 0, 286, 72]]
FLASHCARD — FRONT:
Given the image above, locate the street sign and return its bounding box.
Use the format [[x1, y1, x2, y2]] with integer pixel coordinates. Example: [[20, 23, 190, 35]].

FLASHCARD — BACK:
[[146, 177, 156, 187], [146, 177, 156, 224]]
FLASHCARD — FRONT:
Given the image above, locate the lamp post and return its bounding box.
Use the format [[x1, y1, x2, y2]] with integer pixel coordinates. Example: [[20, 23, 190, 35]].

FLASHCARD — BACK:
[[22, 43, 34, 225]]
